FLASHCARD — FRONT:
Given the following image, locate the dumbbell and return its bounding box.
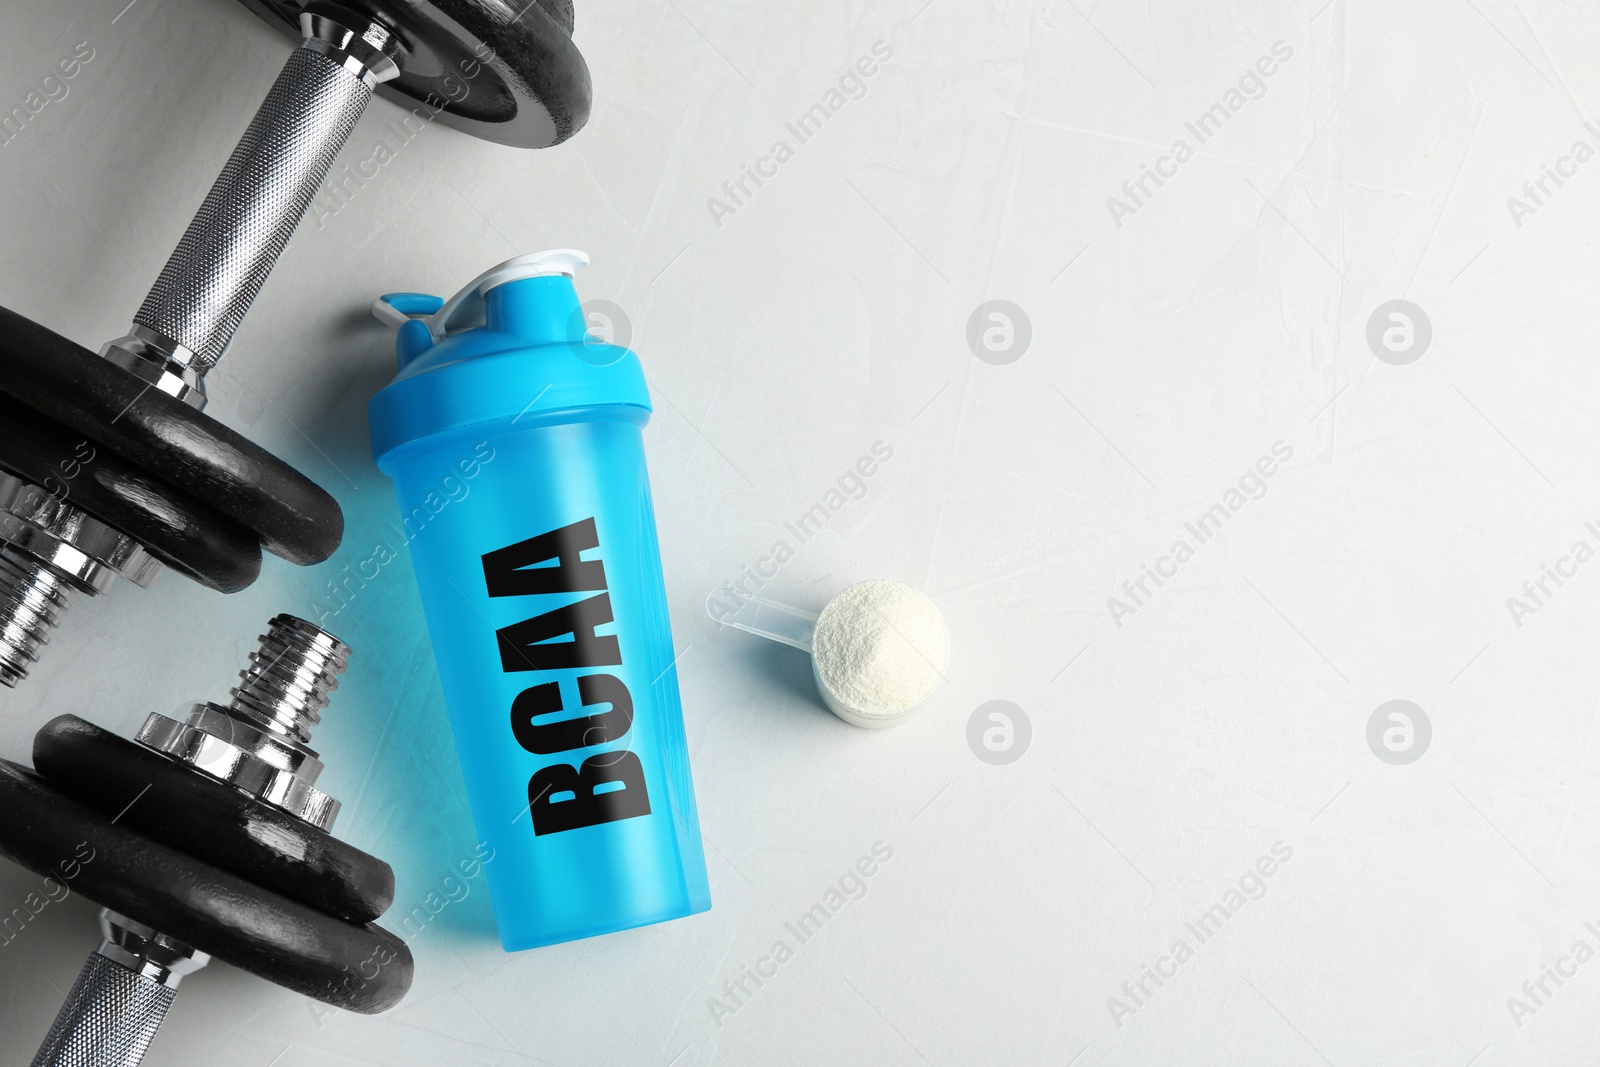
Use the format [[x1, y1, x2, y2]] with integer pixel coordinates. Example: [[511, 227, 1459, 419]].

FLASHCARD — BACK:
[[0, 614, 411, 1066], [0, 0, 591, 687]]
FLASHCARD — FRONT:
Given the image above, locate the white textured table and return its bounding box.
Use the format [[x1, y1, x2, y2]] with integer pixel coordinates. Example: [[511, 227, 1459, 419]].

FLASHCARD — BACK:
[[1, 0, 1595, 1064]]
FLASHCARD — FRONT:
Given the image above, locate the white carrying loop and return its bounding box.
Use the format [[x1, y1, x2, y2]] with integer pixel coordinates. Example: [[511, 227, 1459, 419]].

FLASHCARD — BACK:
[[369, 297, 415, 330]]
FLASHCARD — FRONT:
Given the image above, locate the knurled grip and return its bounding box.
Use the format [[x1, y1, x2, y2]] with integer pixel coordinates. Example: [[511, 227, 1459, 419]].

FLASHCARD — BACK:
[[133, 45, 373, 368], [30, 952, 175, 1067]]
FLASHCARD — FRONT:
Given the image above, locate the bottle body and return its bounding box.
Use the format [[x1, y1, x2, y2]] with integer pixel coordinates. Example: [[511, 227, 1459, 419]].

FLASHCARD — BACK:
[[386, 410, 710, 950]]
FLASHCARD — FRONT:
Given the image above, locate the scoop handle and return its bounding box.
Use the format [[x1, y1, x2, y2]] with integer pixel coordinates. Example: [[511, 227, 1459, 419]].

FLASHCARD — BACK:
[[714, 595, 818, 652]]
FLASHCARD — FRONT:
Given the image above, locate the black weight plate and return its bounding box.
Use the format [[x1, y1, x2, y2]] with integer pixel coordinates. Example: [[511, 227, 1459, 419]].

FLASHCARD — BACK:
[[542, 0, 575, 35], [0, 305, 342, 566], [231, 0, 590, 147], [0, 760, 411, 1013], [0, 395, 261, 594], [33, 716, 394, 924]]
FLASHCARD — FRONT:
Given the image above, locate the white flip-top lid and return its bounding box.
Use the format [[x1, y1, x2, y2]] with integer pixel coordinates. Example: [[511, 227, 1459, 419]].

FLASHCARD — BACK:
[[392, 249, 590, 341]]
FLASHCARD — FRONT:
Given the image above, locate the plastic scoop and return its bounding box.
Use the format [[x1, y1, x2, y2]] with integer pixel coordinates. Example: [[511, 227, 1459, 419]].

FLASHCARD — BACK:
[[715, 580, 950, 729]]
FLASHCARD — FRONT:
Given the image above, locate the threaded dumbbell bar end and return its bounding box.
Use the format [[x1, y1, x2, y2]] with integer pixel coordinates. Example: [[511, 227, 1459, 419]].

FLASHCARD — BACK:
[[229, 614, 351, 746], [0, 548, 75, 689], [0, 474, 165, 688], [133, 614, 349, 830]]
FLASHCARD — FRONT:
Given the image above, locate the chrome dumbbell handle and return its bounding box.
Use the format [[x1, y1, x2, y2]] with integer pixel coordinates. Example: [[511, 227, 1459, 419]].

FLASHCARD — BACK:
[[31, 953, 173, 1067], [31, 912, 208, 1067], [103, 13, 402, 407]]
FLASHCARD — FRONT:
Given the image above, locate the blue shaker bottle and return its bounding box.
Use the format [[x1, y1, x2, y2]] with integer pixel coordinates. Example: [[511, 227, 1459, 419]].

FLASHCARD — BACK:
[[368, 250, 710, 951]]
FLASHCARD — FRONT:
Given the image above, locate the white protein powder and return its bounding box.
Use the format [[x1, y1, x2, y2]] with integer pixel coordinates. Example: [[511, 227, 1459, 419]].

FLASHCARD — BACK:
[[812, 579, 949, 721]]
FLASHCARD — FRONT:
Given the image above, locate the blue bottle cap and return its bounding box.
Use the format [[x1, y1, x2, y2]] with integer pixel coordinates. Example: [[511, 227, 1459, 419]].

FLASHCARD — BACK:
[[367, 250, 651, 472]]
